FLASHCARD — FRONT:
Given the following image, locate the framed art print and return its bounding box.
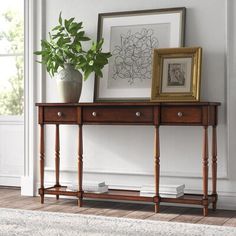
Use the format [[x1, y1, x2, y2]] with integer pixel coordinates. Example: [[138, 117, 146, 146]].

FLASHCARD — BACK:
[[151, 47, 202, 102], [94, 7, 186, 102]]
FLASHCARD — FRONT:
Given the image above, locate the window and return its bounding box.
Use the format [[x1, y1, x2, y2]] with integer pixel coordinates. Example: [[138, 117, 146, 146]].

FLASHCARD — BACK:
[[0, 0, 24, 116]]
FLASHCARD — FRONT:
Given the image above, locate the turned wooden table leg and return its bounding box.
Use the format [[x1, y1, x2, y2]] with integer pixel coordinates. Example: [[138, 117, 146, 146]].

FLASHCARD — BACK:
[[78, 124, 83, 207], [55, 124, 61, 200], [154, 125, 160, 213], [212, 125, 217, 210], [203, 126, 209, 216], [40, 124, 45, 204]]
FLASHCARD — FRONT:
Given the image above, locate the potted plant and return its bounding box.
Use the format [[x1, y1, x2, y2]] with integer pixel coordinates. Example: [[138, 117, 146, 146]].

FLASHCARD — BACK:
[[34, 13, 111, 103]]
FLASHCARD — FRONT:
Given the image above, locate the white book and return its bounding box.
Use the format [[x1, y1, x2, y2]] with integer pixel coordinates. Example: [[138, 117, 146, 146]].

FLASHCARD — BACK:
[[83, 181, 106, 187], [160, 192, 184, 198], [141, 190, 185, 195], [84, 185, 108, 193], [70, 181, 106, 188], [140, 192, 184, 198], [83, 185, 108, 193], [141, 184, 185, 194], [140, 189, 185, 194], [68, 185, 108, 193]]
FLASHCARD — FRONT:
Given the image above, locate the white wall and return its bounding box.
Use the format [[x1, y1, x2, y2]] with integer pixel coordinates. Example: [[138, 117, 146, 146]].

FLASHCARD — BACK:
[[0, 118, 24, 186], [28, 0, 236, 209]]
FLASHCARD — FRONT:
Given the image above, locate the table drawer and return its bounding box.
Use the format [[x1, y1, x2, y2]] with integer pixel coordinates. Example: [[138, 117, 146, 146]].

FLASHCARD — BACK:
[[44, 107, 77, 123], [161, 106, 202, 124], [83, 107, 153, 123]]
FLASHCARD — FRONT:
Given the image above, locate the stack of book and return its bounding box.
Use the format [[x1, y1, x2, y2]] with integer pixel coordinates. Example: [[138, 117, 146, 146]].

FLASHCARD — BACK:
[[68, 181, 108, 193], [140, 184, 185, 198]]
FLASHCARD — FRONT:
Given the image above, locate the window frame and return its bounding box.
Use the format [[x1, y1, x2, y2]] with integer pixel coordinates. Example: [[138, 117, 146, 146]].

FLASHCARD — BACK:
[[0, 1, 24, 120]]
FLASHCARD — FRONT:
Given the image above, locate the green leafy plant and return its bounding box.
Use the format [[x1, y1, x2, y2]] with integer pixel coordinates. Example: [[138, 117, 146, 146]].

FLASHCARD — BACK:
[[34, 13, 111, 80]]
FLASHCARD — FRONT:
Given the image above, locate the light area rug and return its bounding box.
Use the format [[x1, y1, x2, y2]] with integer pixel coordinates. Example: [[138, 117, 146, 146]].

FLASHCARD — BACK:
[[0, 208, 236, 236]]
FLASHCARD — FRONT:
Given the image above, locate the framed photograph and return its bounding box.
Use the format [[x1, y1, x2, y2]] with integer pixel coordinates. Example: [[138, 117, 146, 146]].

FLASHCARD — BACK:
[[151, 47, 202, 102], [94, 8, 186, 102]]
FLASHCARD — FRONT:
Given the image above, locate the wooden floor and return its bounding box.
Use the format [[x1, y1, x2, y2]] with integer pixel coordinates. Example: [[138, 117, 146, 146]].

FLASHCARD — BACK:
[[1, 187, 236, 227]]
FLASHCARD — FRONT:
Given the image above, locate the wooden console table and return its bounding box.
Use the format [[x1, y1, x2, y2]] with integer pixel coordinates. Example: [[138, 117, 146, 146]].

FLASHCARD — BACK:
[[36, 102, 220, 216]]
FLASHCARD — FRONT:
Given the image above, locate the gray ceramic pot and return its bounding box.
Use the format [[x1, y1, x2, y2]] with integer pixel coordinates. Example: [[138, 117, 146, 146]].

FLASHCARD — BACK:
[[56, 64, 82, 103]]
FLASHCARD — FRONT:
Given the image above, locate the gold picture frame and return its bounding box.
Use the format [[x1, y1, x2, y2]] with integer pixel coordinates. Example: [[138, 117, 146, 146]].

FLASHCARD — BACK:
[[151, 47, 202, 102]]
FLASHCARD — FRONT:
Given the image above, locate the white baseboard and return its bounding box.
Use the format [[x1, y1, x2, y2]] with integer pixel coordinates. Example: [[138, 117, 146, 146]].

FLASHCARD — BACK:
[[216, 194, 236, 210], [21, 176, 35, 196], [0, 175, 21, 187]]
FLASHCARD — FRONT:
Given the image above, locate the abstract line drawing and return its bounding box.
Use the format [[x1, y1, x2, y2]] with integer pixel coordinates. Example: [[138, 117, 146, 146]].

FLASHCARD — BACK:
[[111, 28, 159, 86]]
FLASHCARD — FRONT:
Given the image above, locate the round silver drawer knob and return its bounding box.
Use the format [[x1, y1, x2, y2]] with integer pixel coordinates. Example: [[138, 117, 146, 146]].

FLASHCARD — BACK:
[[92, 112, 97, 117], [57, 112, 62, 117], [177, 112, 183, 117], [136, 112, 141, 117]]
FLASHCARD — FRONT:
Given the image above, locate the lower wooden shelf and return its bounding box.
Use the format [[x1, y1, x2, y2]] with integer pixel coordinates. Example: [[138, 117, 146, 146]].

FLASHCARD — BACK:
[[84, 189, 152, 202], [43, 186, 77, 196], [42, 186, 216, 206], [161, 193, 215, 205]]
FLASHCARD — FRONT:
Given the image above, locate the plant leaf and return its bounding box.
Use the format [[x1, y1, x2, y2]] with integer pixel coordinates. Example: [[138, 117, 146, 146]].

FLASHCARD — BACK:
[[34, 51, 43, 55], [75, 43, 82, 52], [94, 69, 103, 78], [68, 17, 75, 25], [83, 67, 93, 81], [97, 38, 104, 50], [59, 12, 62, 25], [78, 36, 90, 41], [52, 25, 61, 31], [64, 19, 69, 31], [77, 31, 85, 37]]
